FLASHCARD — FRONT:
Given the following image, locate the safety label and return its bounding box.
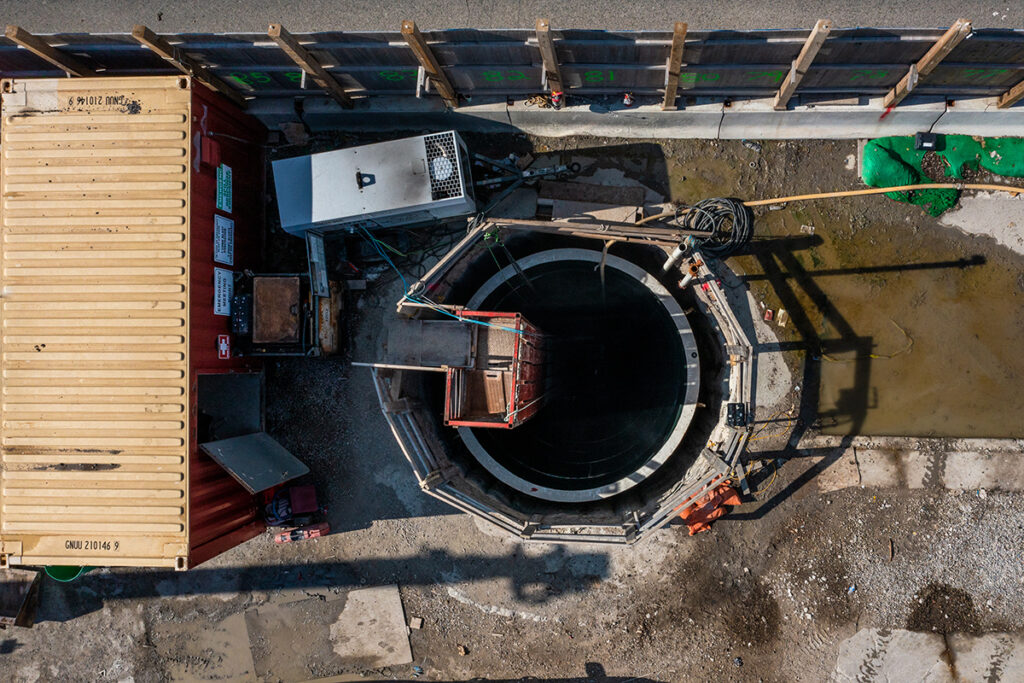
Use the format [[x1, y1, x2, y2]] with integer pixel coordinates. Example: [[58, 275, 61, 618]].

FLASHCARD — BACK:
[[217, 334, 231, 360], [214, 214, 234, 265], [216, 164, 232, 213], [214, 267, 233, 316]]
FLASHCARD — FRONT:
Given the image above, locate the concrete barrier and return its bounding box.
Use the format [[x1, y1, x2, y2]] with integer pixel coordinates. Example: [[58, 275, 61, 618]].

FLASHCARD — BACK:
[[247, 95, 1024, 139]]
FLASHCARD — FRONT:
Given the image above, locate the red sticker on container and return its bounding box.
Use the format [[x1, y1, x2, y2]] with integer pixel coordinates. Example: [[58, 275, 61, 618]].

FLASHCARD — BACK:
[[217, 334, 230, 360]]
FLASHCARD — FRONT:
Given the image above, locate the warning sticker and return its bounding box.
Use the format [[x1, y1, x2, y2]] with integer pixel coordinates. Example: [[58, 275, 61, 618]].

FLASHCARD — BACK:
[[217, 334, 231, 360], [214, 267, 233, 316], [214, 214, 234, 265], [216, 164, 232, 213]]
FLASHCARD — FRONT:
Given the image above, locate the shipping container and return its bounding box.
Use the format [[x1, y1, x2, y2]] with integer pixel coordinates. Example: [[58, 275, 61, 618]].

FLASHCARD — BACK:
[[0, 76, 277, 569]]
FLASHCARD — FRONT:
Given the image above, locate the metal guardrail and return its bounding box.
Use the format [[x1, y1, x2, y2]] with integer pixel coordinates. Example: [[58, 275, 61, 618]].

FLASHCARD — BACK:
[[2, 26, 1023, 103]]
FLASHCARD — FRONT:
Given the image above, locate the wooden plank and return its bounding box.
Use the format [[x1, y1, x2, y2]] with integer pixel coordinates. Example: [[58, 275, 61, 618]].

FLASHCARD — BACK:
[[483, 371, 507, 414], [400, 20, 458, 107], [773, 19, 832, 111], [538, 180, 645, 206], [661, 22, 688, 111], [997, 77, 1024, 109], [883, 18, 972, 110], [4, 26, 97, 77], [535, 18, 563, 96], [130, 25, 247, 108], [267, 23, 353, 109]]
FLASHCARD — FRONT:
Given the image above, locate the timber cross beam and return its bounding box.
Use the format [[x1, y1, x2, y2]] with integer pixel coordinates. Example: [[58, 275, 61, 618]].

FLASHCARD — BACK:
[[132, 25, 247, 108], [268, 24, 353, 109], [662, 22, 688, 111], [536, 18, 564, 105], [5, 25, 97, 77], [882, 18, 972, 110], [400, 21, 459, 108], [997, 78, 1024, 109], [773, 19, 832, 111]]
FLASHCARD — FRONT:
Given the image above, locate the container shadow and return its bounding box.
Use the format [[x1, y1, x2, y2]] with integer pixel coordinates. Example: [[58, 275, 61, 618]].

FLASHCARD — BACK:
[[35, 544, 611, 623]]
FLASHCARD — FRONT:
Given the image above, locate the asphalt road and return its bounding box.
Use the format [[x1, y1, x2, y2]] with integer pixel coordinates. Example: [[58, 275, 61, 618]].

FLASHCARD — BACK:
[[0, 0, 1020, 33]]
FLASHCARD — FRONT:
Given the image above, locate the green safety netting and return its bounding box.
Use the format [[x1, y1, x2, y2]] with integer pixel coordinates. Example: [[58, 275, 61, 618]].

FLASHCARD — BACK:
[[860, 135, 1024, 216]]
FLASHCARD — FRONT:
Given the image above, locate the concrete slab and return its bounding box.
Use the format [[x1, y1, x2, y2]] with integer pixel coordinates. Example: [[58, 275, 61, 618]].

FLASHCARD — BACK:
[[932, 97, 1024, 136], [244, 585, 412, 681], [550, 199, 640, 222], [817, 448, 1024, 493], [939, 192, 1024, 258], [814, 449, 861, 493], [720, 97, 946, 140], [247, 94, 1024, 140], [506, 100, 724, 138], [151, 612, 257, 682], [832, 628, 953, 682], [947, 633, 1024, 681], [490, 187, 539, 219], [943, 452, 1024, 491], [329, 585, 413, 667]]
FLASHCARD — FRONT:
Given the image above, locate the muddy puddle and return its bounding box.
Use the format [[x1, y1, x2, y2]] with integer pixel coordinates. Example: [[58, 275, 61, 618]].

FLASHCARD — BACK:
[[532, 138, 1024, 438]]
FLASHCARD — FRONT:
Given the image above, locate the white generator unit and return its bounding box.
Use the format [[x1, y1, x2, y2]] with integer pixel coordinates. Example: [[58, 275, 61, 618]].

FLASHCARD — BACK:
[[273, 131, 476, 236]]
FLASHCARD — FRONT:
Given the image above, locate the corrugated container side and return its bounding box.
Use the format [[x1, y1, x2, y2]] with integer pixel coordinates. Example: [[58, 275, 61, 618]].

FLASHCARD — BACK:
[[1, 76, 270, 569], [186, 83, 268, 567], [0, 77, 193, 568]]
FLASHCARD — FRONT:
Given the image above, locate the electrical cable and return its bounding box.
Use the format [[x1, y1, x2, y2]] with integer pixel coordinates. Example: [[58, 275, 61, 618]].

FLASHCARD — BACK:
[[358, 226, 528, 336], [677, 197, 754, 257]]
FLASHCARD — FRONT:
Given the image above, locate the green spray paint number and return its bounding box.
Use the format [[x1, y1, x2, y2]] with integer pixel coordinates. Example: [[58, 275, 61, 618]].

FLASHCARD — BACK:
[[679, 72, 721, 83], [962, 68, 1009, 82], [480, 70, 529, 82], [745, 70, 786, 84], [379, 70, 418, 82], [849, 69, 889, 82], [582, 70, 615, 83]]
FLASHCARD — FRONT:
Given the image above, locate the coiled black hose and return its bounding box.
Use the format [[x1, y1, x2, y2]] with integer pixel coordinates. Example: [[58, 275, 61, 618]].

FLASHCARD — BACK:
[[679, 197, 754, 257]]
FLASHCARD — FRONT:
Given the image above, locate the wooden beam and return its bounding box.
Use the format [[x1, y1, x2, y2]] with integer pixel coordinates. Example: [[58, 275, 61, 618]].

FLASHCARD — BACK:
[[883, 18, 972, 110], [661, 22, 688, 111], [268, 23, 353, 109], [535, 19, 563, 95], [997, 77, 1024, 109], [131, 25, 246, 109], [400, 21, 458, 108], [5, 25, 97, 77], [773, 19, 832, 111]]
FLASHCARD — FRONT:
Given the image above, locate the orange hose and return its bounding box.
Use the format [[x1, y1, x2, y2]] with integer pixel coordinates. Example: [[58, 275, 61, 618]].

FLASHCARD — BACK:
[[743, 182, 1024, 207]]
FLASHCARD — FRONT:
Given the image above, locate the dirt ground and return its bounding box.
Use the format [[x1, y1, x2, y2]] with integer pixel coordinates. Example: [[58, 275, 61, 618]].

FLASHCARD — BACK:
[[2, 136, 1024, 682]]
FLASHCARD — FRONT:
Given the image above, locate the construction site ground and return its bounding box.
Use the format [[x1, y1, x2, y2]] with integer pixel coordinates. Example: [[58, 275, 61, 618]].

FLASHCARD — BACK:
[[3, 135, 1024, 682]]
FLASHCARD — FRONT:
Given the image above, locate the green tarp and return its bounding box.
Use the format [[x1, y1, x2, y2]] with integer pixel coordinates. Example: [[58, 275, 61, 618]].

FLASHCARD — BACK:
[[860, 135, 1024, 216]]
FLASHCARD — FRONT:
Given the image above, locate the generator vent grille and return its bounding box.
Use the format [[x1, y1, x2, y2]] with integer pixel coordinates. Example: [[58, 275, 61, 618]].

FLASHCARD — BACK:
[[423, 131, 463, 200]]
